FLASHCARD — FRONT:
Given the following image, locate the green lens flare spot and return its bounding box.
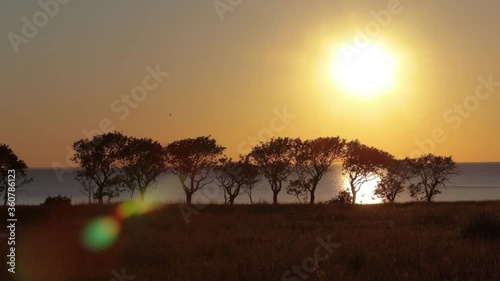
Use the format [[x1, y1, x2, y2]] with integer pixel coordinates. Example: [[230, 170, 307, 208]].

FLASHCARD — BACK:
[[81, 216, 120, 251]]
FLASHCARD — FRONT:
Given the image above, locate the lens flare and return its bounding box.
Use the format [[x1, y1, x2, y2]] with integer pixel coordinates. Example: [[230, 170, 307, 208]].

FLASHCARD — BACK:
[[115, 200, 141, 220], [81, 200, 163, 251], [81, 216, 120, 251], [114, 200, 162, 220]]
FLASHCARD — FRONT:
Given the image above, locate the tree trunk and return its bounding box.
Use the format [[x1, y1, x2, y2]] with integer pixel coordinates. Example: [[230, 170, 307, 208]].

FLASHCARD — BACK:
[[186, 191, 193, 205], [426, 185, 438, 202], [426, 194, 433, 202], [351, 190, 357, 204], [272, 191, 279, 205], [310, 178, 320, 204], [349, 178, 357, 204], [223, 189, 229, 204], [140, 190, 145, 202], [309, 192, 316, 204], [3, 191, 7, 207], [228, 193, 238, 205], [97, 187, 104, 204]]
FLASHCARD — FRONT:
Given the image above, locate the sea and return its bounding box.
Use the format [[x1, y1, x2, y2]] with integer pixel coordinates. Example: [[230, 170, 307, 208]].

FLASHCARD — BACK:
[[13, 163, 500, 205]]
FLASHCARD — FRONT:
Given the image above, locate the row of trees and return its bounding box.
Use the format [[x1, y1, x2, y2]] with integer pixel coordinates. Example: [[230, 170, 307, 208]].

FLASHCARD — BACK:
[[71, 133, 166, 204], [373, 155, 460, 203], [69, 133, 460, 205], [0, 135, 460, 206]]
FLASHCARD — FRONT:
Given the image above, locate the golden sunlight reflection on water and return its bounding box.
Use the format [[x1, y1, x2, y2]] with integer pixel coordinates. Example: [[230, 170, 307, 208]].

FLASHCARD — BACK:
[[342, 176, 383, 204]]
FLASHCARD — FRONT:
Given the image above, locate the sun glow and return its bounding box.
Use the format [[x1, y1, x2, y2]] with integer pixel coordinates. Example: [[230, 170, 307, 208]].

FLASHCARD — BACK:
[[330, 43, 398, 98], [342, 176, 383, 204]]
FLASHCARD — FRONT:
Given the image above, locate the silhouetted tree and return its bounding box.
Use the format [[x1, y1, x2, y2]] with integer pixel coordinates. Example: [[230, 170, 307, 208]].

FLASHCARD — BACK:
[[165, 136, 225, 205], [249, 137, 296, 205], [289, 137, 346, 204], [80, 181, 94, 203], [120, 137, 167, 201], [408, 154, 459, 202], [71, 132, 128, 204], [286, 179, 309, 203], [0, 144, 32, 206], [215, 157, 260, 205], [342, 140, 393, 204], [241, 155, 261, 205], [374, 158, 414, 203]]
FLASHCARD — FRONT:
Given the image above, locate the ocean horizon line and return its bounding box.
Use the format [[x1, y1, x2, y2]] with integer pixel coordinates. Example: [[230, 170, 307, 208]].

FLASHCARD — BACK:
[[28, 161, 500, 170]]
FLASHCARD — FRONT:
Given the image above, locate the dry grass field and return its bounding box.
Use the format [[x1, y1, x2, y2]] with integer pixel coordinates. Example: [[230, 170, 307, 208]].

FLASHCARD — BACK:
[[1, 201, 499, 281]]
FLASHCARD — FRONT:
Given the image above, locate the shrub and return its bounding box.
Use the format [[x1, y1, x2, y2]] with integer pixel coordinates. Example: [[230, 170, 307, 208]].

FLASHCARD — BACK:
[[41, 195, 72, 206], [461, 212, 500, 240], [326, 190, 353, 204]]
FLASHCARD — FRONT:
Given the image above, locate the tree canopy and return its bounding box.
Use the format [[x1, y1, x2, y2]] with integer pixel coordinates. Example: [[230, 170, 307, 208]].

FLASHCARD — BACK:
[[408, 154, 460, 202], [249, 137, 296, 205], [290, 137, 346, 204], [374, 158, 414, 203], [215, 157, 260, 205], [120, 137, 167, 201], [165, 136, 226, 205], [342, 140, 394, 204], [71, 132, 128, 204]]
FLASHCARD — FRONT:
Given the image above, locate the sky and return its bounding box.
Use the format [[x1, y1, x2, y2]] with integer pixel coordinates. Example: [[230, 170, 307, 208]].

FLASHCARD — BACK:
[[1, 0, 500, 167]]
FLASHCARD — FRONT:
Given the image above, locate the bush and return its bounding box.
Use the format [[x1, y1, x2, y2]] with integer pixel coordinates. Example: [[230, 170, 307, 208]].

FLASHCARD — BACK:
[[461, 212, 500, 240], [41, 195, 72, 206], [325, 190, 353, 204]]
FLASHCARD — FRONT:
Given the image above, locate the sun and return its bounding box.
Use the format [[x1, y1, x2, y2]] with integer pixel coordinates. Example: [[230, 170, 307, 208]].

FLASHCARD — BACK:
[[330, 43, 398, 97]]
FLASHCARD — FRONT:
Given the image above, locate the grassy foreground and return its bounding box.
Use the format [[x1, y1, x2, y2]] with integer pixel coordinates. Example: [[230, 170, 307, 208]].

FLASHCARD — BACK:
[[1, 201, 500, 281]]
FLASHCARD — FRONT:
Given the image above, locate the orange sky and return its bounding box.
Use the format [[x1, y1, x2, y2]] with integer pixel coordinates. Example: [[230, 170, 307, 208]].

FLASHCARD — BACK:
[[1, 1, 500, 167]]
